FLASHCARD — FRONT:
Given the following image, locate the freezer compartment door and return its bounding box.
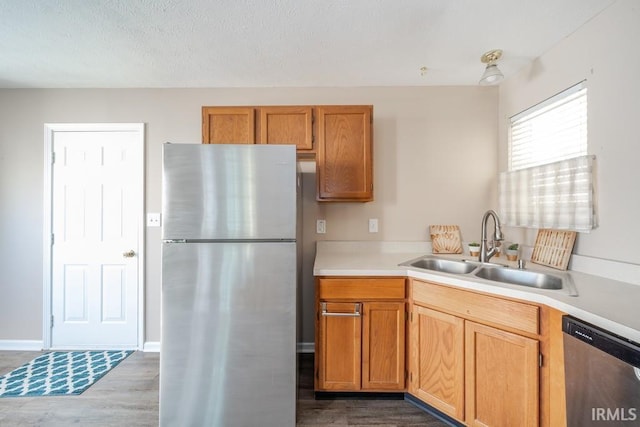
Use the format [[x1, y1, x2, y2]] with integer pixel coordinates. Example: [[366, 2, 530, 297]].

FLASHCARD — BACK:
[[162, 144, 296, 240], [160, 241, 296, 427]]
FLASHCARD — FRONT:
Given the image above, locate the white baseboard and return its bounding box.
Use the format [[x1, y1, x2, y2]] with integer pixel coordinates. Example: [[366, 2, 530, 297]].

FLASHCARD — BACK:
[[0, 340, 44, 351], [143, 341, 160, 352], [297, 342, 315, 353]]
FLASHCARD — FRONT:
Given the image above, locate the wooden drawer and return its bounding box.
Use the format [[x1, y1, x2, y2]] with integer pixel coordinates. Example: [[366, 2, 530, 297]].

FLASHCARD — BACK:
[[412, 279, 539, 335], [318, 278, 405, 300]]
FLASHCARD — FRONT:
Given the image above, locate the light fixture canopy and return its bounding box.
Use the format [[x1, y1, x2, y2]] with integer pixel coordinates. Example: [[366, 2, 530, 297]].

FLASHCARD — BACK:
[[479, 49, 504, 86]]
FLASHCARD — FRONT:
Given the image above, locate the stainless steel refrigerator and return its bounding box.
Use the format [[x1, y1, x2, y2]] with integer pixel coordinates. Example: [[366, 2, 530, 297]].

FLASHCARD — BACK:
[[160, 143, 298, 427]]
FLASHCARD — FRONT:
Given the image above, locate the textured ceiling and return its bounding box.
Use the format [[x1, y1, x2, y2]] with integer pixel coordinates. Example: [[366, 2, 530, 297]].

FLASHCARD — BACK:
[[0, 0, 616, 88]]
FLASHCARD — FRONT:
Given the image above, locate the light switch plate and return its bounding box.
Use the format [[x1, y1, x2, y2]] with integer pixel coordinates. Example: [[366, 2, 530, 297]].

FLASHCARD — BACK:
[[369, 218, 378, 233], [316, 219, 326, 234]]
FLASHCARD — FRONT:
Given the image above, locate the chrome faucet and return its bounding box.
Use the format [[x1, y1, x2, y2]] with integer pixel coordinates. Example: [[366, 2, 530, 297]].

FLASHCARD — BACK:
[[479, 210, 504, 263]]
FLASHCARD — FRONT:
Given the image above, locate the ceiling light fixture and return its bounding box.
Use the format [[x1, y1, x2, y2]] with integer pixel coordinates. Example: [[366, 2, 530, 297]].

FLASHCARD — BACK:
[[479, 49, 504, 86]]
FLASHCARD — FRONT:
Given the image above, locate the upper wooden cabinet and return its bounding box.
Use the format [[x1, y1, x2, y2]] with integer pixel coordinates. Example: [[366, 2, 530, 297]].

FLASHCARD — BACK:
[[316, 106, 373, 202], [202, 104, 374, 202], [259, 106, 313, 151], [202, 105, 313, 152], [202, 107, 255, 144]]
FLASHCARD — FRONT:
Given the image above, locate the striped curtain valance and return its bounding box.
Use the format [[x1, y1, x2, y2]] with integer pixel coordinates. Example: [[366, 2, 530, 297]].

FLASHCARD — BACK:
[[498, 155, 596, 232]]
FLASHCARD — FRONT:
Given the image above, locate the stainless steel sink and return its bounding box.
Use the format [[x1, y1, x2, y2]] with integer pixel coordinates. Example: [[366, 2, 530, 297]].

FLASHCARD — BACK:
[[399, 255, 578, 296], [474, 266, 562, 289], [400, 256, 477, 275]]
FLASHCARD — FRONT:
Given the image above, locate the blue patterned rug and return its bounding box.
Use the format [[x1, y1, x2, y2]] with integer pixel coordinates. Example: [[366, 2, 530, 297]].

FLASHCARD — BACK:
[[0, 350, 133, 397]]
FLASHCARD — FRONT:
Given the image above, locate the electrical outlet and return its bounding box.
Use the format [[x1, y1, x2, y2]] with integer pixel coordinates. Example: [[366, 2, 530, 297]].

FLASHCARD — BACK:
[[369, 218, 378, 233], [147, 213, 161, 227], [316, 219, 326, 234]]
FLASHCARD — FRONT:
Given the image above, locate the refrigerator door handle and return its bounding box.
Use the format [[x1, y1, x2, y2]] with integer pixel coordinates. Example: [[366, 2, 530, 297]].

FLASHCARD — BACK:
[[321, 302, 362, 317]]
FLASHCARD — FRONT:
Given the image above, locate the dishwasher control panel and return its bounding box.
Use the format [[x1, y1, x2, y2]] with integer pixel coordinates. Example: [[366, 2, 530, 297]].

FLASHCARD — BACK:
[[563, 315, 640, 368]]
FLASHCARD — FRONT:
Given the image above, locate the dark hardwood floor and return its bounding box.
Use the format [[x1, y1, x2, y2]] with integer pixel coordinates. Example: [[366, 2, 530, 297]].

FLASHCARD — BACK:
[[0, 351, 450, 426], [296, 353, 450, 427]]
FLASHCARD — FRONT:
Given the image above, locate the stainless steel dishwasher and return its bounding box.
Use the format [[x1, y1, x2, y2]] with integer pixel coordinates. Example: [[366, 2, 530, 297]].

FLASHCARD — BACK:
[[563, 316, 640, 426]]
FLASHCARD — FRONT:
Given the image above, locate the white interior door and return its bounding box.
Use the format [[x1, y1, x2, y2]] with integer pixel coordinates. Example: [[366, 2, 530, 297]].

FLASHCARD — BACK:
[[46, 124, 144, 350]]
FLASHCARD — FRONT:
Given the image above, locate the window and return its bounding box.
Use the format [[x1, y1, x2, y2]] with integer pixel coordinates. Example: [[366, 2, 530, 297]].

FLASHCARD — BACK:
[[509, 82, 587, 171], [499, 81, 596, 232]]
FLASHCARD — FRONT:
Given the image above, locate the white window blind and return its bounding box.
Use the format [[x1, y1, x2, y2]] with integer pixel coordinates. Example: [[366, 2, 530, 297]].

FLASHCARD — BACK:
[[500, 81, 596, 231], [499, 155, 596, 232], [509, 82, 587, 171]]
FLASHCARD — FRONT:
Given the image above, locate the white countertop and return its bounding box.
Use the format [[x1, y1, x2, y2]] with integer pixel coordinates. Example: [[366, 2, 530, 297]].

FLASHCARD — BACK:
[[313, 241, 640, 343]]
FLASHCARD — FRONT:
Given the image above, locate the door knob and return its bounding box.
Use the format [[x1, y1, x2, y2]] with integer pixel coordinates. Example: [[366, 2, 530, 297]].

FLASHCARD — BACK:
[[123, 250, 136, 258]]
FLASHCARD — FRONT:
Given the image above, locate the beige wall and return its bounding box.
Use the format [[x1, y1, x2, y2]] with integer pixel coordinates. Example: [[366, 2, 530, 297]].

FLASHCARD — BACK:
[[0, 86, 497, 345], [498, 0, 640, 265]]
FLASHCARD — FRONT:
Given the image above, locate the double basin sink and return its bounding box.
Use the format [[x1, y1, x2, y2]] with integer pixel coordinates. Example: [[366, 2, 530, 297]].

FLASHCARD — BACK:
[[399, 255, 578, 296]]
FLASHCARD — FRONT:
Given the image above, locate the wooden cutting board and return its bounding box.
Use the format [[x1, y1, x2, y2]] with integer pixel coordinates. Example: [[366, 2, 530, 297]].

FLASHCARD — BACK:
[[530, 229, 577, 270], [430, 225, 462, 254]]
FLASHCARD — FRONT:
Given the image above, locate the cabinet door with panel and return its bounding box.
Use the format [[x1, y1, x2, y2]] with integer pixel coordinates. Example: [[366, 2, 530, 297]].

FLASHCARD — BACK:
[[409, 305, 464, 420], [202, 106, 256, 144], [316, 105, 373, 201], [409, 279, 542, 425], [259, 106, 314, 151], [465, 321, 539, 427], [362, 301, 405, 390], [315, 277, 405, 392], [316, 301, 362, 391]]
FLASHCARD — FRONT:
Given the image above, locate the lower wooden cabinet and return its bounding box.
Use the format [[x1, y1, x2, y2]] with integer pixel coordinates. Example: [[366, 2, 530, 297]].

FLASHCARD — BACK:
[[409, 305, 464, 420], [315, 276, 563, 425], [362, 301, 406, 390], [409, 279, 542, 426], [317, 301, 362, 390], [315, 278, 405, 392], [465, 321, 539, 427]]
